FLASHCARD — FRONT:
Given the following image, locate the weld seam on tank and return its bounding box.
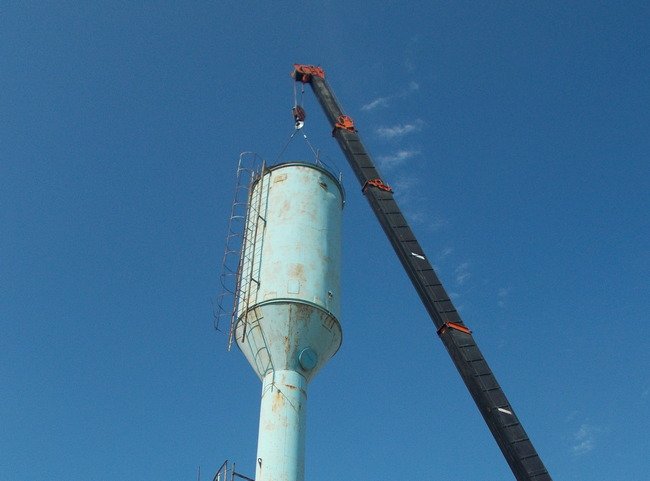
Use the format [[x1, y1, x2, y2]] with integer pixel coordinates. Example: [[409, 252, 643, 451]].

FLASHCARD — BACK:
[[234, 301, 343, 360], [238, 298, 341, 323]]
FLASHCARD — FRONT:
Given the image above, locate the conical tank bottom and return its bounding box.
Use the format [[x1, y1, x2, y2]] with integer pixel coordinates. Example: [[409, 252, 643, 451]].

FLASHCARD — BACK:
[[235, 300, 342, 382]]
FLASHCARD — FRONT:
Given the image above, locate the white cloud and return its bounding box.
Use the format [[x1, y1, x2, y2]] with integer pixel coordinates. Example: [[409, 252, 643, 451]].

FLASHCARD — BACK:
[[404, 209, 447, 233], [391, 175, 419, 194], [455, 262, 471, 285], [440, 247, 454, 259], [398, 81, 420, 97], [376, 120, 424, 139], [377, 149, 419, 170], [497, 287, 511, 308], [362, 82, 419, 110], [571, 424, 597, 455], [361, 97, 389, 111], [426, 216, 447, 232]]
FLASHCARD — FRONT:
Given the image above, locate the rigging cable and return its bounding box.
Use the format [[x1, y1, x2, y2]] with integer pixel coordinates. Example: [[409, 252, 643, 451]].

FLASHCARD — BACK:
[[273, 128, 299, 164]]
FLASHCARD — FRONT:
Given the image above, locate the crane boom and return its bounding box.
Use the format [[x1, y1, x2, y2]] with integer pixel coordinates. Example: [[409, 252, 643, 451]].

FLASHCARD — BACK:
[[293, 64, 552, 481]]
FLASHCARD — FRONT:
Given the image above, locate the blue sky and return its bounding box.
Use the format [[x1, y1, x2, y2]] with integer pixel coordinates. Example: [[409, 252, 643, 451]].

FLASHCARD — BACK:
[[1, 2, 648, 480]]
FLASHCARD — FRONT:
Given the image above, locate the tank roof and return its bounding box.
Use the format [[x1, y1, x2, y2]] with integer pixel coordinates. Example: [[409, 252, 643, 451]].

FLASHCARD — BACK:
[[265, 161, 345, 203]]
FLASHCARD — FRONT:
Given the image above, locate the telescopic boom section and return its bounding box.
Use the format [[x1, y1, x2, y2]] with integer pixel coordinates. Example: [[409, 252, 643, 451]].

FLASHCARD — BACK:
[[292, 64, 552, 481]]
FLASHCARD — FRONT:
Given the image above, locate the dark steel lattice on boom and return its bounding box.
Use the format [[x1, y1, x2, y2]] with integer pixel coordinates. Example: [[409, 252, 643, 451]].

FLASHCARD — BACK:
[[292, 64, 552, 481]]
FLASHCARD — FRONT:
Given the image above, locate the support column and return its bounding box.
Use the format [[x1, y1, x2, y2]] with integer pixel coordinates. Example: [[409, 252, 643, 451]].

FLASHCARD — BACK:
[[254, 370, 308, 481]]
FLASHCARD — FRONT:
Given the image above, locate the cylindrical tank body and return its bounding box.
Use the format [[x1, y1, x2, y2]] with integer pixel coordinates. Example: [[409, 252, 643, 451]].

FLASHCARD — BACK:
[[234, 162, 343, 481]]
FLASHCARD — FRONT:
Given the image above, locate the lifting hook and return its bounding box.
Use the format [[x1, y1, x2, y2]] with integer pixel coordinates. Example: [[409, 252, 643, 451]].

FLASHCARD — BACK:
[[292, 105, 306, 129]]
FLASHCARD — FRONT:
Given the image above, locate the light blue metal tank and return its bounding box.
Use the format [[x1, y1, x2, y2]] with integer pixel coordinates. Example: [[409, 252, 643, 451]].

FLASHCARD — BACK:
[[234, 162, 343, 481]]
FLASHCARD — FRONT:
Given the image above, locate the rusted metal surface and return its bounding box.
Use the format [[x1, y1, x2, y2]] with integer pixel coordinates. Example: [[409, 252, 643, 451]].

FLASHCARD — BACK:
[[234, 163, 344, 481], [256, 370, 307, 481]]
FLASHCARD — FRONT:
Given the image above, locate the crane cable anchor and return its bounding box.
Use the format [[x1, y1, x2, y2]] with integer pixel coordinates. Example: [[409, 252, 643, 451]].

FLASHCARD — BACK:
[[362, 178, 393, 194], [333, 115, 356, 135], [437, 322, 472, 335]]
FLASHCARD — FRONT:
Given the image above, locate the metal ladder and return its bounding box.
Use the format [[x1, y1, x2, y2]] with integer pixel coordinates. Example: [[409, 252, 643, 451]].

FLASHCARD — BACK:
[[215, 152, 266, 349], [232, 158, 268, 348]]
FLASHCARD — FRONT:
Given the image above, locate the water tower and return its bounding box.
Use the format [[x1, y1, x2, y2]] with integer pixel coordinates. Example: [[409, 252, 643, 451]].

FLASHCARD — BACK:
[[232, 161, 343, 481]]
